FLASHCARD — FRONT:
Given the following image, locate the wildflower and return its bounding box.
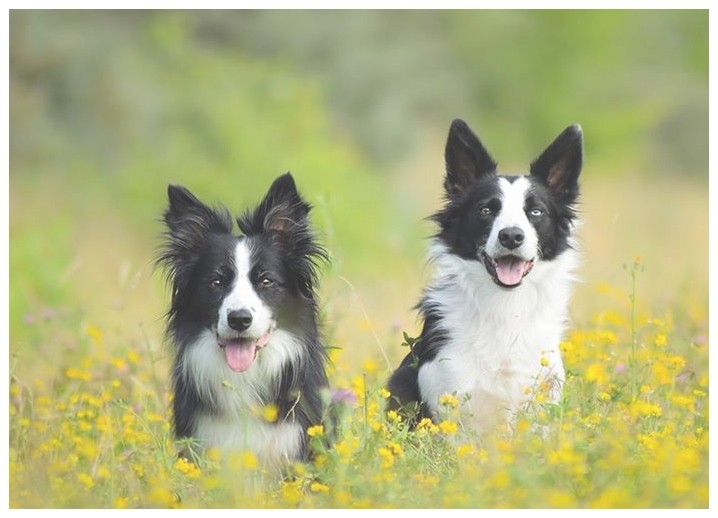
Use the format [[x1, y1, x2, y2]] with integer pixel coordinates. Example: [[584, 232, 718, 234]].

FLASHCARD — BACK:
[[330, 389, 358, 406], [64, 367, 92, 381], [654, 333, 668, 347], [147, 486, 178, 508], [548, 490, 576, 508], [585, 363, 609, 385], [310, 481, 330, 494], [378, 387, 391, 399], [439, 393, 460, 408], [174, 457, 201, 478], [456, 443, 476, 458], [307, 424, 324, 438], [85, 325, 103, 345], [262, 403, 279, 423], [387, 441, 404, 456], [415, 473, 440, 486], [417, 418, 439, 435], [240, 451, 259, 470], [362, 358, 378, 374], [386, 410, 402, 424], [114, 497, 129, 509], [439, 420, 458, 435], [127, 349, 140, 364], [77, 472, 94, 489], [377, 447, 394, 469], [629, 400, 663, 419], [111, 357, 128, 372], [281, 480, 303, 506]]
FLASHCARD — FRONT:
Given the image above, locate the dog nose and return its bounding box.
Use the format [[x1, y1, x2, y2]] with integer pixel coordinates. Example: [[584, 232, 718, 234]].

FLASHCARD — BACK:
[[227, 309, 253, 331], [498, 227, 525, 250]]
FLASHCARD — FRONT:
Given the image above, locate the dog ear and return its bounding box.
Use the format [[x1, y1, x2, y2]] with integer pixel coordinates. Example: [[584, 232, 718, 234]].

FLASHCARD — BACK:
[[163, 185, 233, 248], [238, 172, 311, 236], [529, 125, 583, 198], [444, 119, 498, 196]]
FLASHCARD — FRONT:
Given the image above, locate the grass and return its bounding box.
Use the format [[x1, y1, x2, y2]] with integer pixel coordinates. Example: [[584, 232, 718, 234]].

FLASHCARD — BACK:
[[8, 260, 709, 507], [7, 121, 709, 508]]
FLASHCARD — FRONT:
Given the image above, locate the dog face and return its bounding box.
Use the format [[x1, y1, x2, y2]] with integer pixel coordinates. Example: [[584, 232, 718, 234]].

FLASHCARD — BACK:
[[159, 173, 325, 372], [435, 119, 583, 288]]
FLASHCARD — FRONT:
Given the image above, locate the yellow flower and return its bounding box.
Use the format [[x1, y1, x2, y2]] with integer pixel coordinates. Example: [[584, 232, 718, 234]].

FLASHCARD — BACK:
[[629, 400, 663, 419], [386, 410, 402, 424], [377, 447, 394, 469], [77, 472, 94, 489], [240, 451, 259, 470], [456, 443, 476, 458], [85, 325, 103, 345], [64, 367, 92, 381], [148, 486, 178, 508], [174, 457, 201, 478], [439, 393, 460, 408], [310, 481, 330, 493], [307, 424, 324, 438], [379, 388, 391, 399], [362, 358, 378, 374], [262, 403, 279, 423], [281, 480, 303, 506], [439, 420, 458, 435], [114, 497, 129, 509], [417, 418, 439, 435], [584, 363, 609, 385], [387, 441, 404, 456]]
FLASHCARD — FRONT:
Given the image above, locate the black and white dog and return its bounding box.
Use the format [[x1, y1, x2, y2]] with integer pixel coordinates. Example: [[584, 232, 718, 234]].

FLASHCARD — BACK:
[[388, 119, 583, 433], [157, 173, 329, 463]]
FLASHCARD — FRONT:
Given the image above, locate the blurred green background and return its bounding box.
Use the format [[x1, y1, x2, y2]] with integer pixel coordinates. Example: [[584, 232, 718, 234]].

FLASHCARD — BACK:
[[9, 10, 708, 376]]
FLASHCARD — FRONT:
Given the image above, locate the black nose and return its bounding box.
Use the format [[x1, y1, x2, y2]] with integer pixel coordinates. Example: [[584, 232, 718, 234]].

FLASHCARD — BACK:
[[498, 227, 525, 250], [227, 309, 253, 331]]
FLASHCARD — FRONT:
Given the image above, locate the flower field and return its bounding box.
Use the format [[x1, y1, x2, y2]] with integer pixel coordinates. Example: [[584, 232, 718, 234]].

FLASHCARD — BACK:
[[8, 11, 708, 508], [9, 259, 709, 508]]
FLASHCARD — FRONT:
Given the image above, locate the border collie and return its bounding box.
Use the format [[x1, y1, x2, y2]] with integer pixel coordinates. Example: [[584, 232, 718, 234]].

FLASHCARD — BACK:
[[157, 173, 329, 464], [388, 119, 583, 434]]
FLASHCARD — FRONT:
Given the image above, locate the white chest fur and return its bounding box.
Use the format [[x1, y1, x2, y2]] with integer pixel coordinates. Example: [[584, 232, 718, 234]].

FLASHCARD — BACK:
[[182, 329, 305, 461], [417, 243, 577, 433]]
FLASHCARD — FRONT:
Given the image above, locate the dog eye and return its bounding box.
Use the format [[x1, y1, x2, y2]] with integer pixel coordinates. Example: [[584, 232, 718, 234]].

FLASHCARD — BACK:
[[529, 208, 544, 217], [260, 277, 274, 288], [210, 278, 224, 289], [480, 207, 493, 216]]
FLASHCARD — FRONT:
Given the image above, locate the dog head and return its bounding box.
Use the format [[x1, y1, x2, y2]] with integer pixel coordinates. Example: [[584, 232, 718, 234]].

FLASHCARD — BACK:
[[158, 173, 326, 372], [434, 119, 582, 288]]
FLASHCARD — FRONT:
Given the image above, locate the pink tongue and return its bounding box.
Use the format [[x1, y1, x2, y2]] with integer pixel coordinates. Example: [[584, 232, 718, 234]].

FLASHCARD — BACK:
[[495, 256, 527, 286], [224, 341, 257, 372], [223, 333, 271, 373]]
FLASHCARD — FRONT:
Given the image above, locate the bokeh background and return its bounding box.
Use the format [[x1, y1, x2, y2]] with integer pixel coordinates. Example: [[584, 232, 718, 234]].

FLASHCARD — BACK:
[[10, 9, 708, 380]]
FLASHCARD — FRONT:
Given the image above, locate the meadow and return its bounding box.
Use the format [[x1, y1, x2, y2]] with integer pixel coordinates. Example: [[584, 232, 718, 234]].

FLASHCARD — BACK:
[[8, 167, 709, 509], [8, 10, 708, 509]]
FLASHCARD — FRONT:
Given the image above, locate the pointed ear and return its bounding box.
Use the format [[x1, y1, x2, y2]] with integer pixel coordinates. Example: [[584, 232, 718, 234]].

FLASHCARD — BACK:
[[444, 119, 498, 196], [530, 125, 583, 197], [237, 173, 310, 236], [163, 185, 233, 245]]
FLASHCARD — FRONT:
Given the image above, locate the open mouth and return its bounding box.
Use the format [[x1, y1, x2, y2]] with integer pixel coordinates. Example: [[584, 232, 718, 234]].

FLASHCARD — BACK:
[[481, 251, 535, 288], [217, 333, 271, 373]]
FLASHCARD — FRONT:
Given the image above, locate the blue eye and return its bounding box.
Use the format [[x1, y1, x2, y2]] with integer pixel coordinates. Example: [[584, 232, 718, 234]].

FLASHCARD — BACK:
[[529, 208, 544, 217]]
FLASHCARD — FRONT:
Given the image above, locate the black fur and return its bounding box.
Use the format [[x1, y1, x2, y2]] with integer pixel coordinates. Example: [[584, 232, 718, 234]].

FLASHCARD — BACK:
[[387, 119, 582, 423], [156, 173, 329, 460]]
